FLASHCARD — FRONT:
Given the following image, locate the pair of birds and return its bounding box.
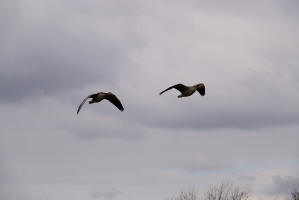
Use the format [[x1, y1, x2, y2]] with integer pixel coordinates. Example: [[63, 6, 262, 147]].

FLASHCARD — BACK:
[[77, 83, 205, 114]]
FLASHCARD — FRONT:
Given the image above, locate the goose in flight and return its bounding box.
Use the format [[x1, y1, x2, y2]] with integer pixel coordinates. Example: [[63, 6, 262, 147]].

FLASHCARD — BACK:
[[77, 92, 124, 114], [160, 83, 205, 98]]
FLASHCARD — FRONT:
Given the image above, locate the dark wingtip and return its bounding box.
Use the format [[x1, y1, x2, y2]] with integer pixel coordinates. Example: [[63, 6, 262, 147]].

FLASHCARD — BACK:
[[119, 106, 124, 112]]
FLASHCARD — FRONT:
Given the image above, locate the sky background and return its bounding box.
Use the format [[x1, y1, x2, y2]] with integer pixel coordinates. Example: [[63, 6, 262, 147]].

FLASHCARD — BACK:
[[1, 0, 299, 200]]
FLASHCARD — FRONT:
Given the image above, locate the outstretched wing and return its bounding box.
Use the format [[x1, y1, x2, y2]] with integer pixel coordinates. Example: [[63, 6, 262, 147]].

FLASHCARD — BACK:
[[197, 84, 205, 96], [159, 83, 188, 95], [77, 93, 96, 114], [104, 93, 124, 111]]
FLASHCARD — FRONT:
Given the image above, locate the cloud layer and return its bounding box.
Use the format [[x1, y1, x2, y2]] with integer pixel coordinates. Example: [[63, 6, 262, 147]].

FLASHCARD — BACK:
[[1, 1, 299, 200]]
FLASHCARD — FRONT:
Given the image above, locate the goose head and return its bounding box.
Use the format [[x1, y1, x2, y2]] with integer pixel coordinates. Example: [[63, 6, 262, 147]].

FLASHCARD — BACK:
[[195, 83, 205, 88]]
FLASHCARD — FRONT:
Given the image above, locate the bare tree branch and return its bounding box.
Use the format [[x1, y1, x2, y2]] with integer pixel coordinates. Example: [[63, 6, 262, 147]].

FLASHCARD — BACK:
[[171, 189, 198, 200], [171, 181, 250, 200], [205, 181, 250, 200]]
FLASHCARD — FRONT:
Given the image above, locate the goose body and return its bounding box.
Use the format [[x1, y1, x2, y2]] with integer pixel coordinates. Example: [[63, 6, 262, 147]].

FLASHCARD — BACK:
[[160, 83, 205, 98], [77, 92, 124, 114]]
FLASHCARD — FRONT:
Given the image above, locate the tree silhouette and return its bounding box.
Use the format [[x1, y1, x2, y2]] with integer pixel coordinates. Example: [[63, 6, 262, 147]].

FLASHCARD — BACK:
[[291, 189, 299, 200], [171, 181, 250, 200], [171, 189, 198, 200], [205, 181, 250, 200]]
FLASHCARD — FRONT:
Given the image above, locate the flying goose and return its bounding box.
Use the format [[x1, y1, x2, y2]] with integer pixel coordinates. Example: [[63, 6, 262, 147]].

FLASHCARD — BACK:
[[77, 92, 124, 114], [160, 83, 205, 98]]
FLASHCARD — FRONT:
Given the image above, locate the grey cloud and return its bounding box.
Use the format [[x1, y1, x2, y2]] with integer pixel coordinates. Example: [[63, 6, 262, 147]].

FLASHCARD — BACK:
[[182, 160, 233, 173], [126, 84, 299, 131], [269, 175, 299, 195], [63, 117, 144, 140], [102, 0, 299, 131], [90, 188, 122, 200], [276, 0, 299, 20], [153, 0, 298, 22], [1, 1, 299, 200], [0, 0, 142, 103], [237, 176, 256, 182]]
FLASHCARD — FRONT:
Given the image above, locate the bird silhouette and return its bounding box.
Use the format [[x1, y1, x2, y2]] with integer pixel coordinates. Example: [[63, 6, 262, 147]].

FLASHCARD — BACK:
[[160, 83, 205, 98], [77, 92, 124, 114]]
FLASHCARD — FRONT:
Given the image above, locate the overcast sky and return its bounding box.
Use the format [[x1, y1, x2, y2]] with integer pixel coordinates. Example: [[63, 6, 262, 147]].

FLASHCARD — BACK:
[[1, 0, 299, 200]]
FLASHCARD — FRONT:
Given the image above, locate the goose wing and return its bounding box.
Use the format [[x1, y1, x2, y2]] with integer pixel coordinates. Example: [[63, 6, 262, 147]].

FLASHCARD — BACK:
[[77, 93, 97, 114], [159, 83, 188, 95], [197, 84, 205, 96], [104, 93, 124, 111]]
